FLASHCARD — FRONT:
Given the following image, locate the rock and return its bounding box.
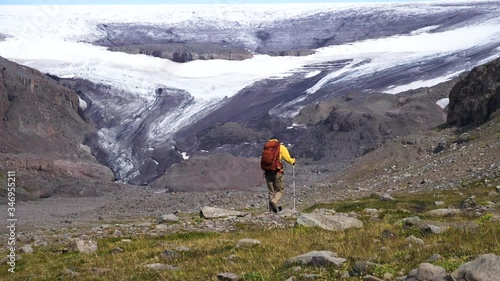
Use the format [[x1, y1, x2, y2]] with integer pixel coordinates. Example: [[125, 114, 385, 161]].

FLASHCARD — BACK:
[[286, 251, 346, 267], [175, 246, 191, 252], [383, 272, 394, 281], [364, 275, 384, 281], [399, 216, 422, 225], [434, 142, 448, 154], [421, 224, 446, 234], [60, 268, 80, 277], [160, 249, 179, 261], [279, 208, 299, 218], [121, 239, 132, 243], [427, 254, 443, 262], [70, 239, 98, 254], [285, 277, 296, 281], [450, 254, 500, 281], [217, 272, 240, 281], [111, 247, 124, 254], [425, 209, 461, 217], [200, 207, 247, 219], [144, 263, 179, 271], [20, 244, 34, 254], [353, 261, 379, 276], [405, 263, 448, 281], [157, 213, 179, 223], [303, 274, 322, 280], [235, 238, 261, 249], [456, 133, 471, 144], [297, 213, 363, 231], [381, 229, 397, 240], [488, 191, 498, 197], [364, 209, 380, 216], [496, 186, 500, 193], [434, 201, 445, 206], [405, 235, 425, 246], [460, 197, 477, 209], [381, 194, 396, 201], [447, 57, 500, 127]]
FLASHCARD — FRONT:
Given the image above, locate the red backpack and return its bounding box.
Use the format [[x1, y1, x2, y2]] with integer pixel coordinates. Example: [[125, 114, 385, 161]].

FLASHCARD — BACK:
[[261, 140, 283, 172]]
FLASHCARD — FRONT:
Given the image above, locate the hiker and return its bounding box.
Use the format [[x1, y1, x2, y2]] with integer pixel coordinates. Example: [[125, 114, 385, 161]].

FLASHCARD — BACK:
[[260, 137, 296, 213]]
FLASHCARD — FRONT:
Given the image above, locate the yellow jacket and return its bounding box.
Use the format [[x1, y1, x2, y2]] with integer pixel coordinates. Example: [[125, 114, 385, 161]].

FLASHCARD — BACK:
[[270, 139, 296, 165]]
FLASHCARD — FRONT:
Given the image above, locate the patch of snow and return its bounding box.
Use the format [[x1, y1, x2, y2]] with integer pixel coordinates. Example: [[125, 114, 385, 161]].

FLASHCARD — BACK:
[[436, 98, 450, 109], [287, 123, 307, 129], [152, 159, 159, 165], [305, 70, 321, 78], [78, 96, 88, 111], [383, 70, 464, 94], [409, 25, 441, 35], [181, 152, 190, 160], [305, 61, 357, 94]]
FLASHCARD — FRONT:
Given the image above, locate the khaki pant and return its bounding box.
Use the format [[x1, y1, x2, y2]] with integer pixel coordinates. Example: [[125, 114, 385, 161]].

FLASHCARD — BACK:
[[265, 171, 284, 206]]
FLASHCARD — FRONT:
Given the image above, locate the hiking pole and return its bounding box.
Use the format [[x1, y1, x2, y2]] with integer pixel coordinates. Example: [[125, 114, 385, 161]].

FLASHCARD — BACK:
[[293, 164, 296, 211]]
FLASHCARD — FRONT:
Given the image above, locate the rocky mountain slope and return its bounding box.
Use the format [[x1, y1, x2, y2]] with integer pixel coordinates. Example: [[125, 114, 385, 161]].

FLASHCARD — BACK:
[[448, 57, 500, 127], [2, 2, 500, 185], [4, 57, 495, 226], [0, 57, 118, 200]]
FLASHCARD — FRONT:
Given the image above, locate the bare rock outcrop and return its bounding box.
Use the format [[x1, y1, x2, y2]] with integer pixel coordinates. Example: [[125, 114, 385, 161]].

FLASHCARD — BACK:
[[447, 57, 500, 127]]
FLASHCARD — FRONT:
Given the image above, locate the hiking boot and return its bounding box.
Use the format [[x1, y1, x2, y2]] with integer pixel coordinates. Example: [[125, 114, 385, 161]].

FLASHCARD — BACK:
[[269, 202, 278, 213]]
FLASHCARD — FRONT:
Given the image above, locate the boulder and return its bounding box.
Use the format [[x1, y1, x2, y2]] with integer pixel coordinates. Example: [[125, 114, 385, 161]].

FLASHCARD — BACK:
[[160, 249, 179, 261], [425, 209, 461, 217], [157, 213, 179, 223], [218, 272, 240, 281], [405, 263, 448, 281], [405, 235, 425, 247], [383, 272, 395, 281], [286, 251, 346, 267], [450, 254, 500, 281], [364, 275, 384, 281], [487, 191, 497, 198], [235, 238, 261, 249], [200, 207, 247, 219], [352, 260, 379, 276], [399, 216, 422, 226], [428, 254, 443, 263], [297, 213, 363, 231], [20, 244, 34, 254], [421, 224, 446, 235], [70, 239, 98, 254], [175, 246, 191, 252], [381, 194, 396, 201]]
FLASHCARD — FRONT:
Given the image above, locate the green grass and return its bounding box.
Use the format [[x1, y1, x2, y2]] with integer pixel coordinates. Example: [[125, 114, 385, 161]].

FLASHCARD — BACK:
[[1, 186, 499, 281]]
